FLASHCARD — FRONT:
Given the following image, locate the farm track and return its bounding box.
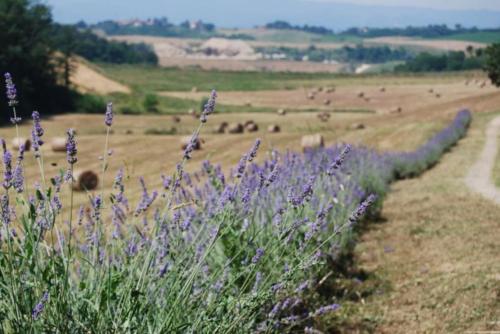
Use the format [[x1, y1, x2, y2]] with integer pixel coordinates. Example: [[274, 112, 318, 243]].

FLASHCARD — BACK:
[[354, 113, 500, 333], [465, 115, 500, 205]]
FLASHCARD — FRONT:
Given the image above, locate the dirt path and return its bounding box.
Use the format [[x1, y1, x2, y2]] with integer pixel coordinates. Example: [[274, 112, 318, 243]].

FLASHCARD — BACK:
[[465, 115, 500, 205], [353, 113, 500, 333]]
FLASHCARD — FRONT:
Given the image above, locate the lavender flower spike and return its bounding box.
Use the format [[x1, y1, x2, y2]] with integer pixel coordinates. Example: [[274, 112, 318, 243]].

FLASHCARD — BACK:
[[12, 144, 25, 193], [105, 102, 113, 127], [66, 128, 77, 165], [4, 73, 18, 107], [200, 89, 217, 123], [348, 194, 377, 226], [327, 144, 351, 175], [248, 138, 261, 162], [32, 291, 49, 320], [251, 248, 265, 264], [2, 140, 12, 190]]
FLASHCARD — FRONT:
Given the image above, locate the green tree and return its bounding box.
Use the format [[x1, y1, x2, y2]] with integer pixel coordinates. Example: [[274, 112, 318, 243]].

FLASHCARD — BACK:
[[485, 44, 500, 87], [0, 0, 73, 123]]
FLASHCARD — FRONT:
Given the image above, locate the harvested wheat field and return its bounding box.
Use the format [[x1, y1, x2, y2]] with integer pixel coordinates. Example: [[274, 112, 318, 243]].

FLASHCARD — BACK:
[[71, 59, 131, 94], [366, 36, 486, 51]]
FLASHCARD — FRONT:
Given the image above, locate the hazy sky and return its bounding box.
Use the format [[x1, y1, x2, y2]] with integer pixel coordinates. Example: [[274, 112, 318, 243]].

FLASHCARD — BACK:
[[43, 0, 500, 29], [309, 0, 500, 11]]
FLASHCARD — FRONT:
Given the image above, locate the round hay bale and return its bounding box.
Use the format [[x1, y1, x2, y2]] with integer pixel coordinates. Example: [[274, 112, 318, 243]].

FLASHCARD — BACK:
[[317, 112, 330, 122], [245, 122, 259, 132], [244, 120, 255, 127], [301, 134, 324, 152], [12, 137, 31, 151], [191, 86, 198, 93], [323, 99, 331, 106], [267, 124, 281, 133], [172, 116, 181, 123], [277, 108, 287, 116], [428, 88, 434, 93], [357, 91, 365, 98], [245, 100, 252, 107], [480, 81, 486, 88], [72, 170, 99, 191], [307, 92, 316, 100], [435, 93, 441, 98], [50, 137, 67, 152], [214, 122, 228, 134], [317, 87, 324, 92], [349, 123, 365, 130], [180, 136, 201, 150], [188, 108, 197, 117], [227, 123, 244, 134], [379, 87, 386, 92], [325, 87, 335, 93], [125, 129, 134, 135]]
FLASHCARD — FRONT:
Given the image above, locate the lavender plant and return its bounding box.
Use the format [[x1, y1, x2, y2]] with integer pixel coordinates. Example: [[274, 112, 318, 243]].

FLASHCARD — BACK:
[[0, 72, 471, 333]]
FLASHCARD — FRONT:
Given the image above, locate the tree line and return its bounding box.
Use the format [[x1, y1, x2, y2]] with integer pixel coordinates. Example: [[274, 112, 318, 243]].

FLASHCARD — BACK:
[[0, 0, 158, 124]]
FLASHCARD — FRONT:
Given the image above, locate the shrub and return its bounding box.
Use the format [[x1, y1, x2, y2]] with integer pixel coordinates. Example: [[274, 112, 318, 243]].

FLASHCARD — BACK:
[[143, 93, 160, 113], [74, 93, 106, 113]]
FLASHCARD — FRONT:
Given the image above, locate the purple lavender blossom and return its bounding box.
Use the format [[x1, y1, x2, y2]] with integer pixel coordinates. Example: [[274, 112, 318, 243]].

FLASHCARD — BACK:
[[312, 303, 340, 316], [1, 195, 10, 225], [32, 291, 49, 320], [251, 248, 265, 264], [4, 73, 17, 107], [327, 144, 351, 175], [66, 128, 77, 165], [105, 102, 113, 127], [12, 144, 25, 193], [2, 140, 12, 190], [248, 139, 261, 162], [200, 89, 217, 123], [348, 194, 376, 226], [235, 154, 248, 178]]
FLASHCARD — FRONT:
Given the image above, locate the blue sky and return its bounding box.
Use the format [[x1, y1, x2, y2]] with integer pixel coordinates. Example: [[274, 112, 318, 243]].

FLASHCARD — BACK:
[[43, 0, 500, 29]]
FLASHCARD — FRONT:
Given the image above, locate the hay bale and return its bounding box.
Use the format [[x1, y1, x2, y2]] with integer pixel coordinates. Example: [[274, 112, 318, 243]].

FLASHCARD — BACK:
[[227, 123, 244, 134], [172, 116, 181, 123], [480, 81, 486, 88], [245, 100, 252, 107], [323, 99, 331, 106], [12, 137, 31, 151], [357, 91, 365, 98], [390, 106, 402, 114], [245, 122, 259, 132], [317, 87, 324, 92], [349, 123, 365, 130], [435, 93, 441, 98], [307, 92, 315, 100], [428, 88, 434, 93], [50, 137, 67, 152], [301, 134, 324, 152], [267, 124, 280, 133], [379, 87, 386, 92], [191, 86, 198, 93], [277, 108, 287, 116], [72, 170, 99, 191], [188, 108, 197, 117], [214, 123, 227, 134], [180, 136, 201, 150], [125, 129, 134, 135], [244, 120, 255, 127], [317, 112, 330, 122]]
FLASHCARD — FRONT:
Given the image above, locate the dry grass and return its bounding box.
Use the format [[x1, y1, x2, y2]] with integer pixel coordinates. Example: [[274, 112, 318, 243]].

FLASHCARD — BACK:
[[351, 112, 500, 333], [71, 59, 131, 94]]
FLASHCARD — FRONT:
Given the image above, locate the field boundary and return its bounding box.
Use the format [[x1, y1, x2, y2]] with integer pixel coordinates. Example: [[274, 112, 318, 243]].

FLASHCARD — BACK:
[[465, 115, 500, 204]]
